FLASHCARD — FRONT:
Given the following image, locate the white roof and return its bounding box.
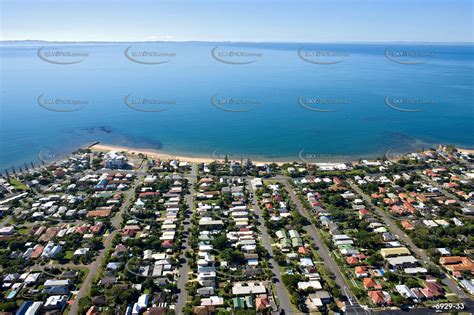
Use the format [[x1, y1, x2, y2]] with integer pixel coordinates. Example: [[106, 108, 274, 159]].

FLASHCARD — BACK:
[[404, 267, 427, 274], [25, 302, 43, 315], [45, 295, 66, 307], [232, 282, 266, 295], [332, 234, 350, 240], [44, 279, 71, 287], [0, 226, 14, 234], [137, 294, 149, 308], [201, 296, 224, 306], [298, 280, 322, 290], [300, 258, 314, 267], [395, 285, 415, 298], [24, 273, 41, 284], [387, 255, 418, 265]]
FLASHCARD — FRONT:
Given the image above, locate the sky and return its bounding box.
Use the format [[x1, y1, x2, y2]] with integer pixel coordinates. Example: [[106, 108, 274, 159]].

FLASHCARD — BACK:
[[0, 0, 473, 42]]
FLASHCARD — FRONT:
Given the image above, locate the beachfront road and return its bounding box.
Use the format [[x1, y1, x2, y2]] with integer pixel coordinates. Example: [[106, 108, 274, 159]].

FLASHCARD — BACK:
[[69, 163, 147, 315], [247, 178, 295, 314], [278, 177, 367, 314], [175, 163, 197, 313], [347, 180, 471, 301]]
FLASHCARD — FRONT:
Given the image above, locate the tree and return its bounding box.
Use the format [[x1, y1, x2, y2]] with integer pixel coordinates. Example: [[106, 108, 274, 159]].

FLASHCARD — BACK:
[[292, 211, 309, 226], [384, 271, 399, 283], [366, 252, 383, 268], [77, 296, 91, 314], [92, 158, 102, 169], [392, 293, 409, 306], [221, 248, 244, 265], [212, 234, 228, 251], [281, 274, 302, 290], [404, 277, 420, 288], [427, 265, 443, 278], [8, 240, 23, 251], [328, 194, 346, 207], [106, 285, 138, 306]]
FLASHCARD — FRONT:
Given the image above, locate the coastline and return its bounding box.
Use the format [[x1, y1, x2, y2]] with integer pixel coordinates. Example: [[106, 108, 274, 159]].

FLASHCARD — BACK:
[[89, 143, 407, 165], [458, 147, 474, 154], [91, 144, 229, 164], [90, 143, 286, 164], [90, 143, 474, 165], [2, 142, 472, 175]]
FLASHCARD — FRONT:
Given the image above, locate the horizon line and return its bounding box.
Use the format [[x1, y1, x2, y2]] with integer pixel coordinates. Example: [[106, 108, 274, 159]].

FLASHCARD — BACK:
[[1, 39, 474, 45]]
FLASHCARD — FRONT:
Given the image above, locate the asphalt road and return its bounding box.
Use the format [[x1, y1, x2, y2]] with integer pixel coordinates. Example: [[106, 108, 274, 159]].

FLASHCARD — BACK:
[[69, 164, 147, 315], [280, 179, 368, 315], [419, 173, 472, 209], [175, 163, 197, 313], [347, 180, 471, 301], [247, 178, 295, 314]]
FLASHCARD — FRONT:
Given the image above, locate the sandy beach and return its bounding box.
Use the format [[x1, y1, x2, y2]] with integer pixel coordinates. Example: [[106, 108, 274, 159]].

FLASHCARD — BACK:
[[90, 143, 474, 166], [458, 148, 474, 154], [90, 143, 286, 164]]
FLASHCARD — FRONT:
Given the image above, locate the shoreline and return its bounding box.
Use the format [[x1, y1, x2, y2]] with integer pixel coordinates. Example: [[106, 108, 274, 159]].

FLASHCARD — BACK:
[[1, 143, 472, 175], [89, 143, 405, 165], [458, 147, 474, 154], [90, 143, 474, 165], [90, 143, 287, 164]]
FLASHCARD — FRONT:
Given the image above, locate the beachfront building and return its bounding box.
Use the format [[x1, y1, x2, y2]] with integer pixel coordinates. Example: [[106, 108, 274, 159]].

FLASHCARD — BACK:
[[104, 151, 127, 169]]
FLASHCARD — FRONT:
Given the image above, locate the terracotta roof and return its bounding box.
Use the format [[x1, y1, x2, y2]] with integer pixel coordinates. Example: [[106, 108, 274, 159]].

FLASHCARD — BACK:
[[346, 256, 359, 265], [298, 247, 309, 255], [87, 209, 111, 217], [401, 220, 415, 230], [255, 297, 270, 310], [355, 266, 367, 275], [86, 306, 99, 315], [363, 278, 381, 289], [368, 291, 385, 305], [440, 256, 474, 273]]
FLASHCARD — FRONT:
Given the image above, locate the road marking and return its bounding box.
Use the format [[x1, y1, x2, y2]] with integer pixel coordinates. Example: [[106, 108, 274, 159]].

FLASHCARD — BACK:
[[344, 287, 354, 306]]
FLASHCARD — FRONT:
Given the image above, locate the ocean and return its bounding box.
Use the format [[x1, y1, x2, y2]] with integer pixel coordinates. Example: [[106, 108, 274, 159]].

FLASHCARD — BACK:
[[0, 42, 473, 170]]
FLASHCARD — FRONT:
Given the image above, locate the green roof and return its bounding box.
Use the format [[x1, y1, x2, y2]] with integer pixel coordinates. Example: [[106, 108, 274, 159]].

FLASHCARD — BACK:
[[280, 238, 291, 248], [233, 297, 244, 309], [288, 230, 300, 238], [291, 237, 303, 247]]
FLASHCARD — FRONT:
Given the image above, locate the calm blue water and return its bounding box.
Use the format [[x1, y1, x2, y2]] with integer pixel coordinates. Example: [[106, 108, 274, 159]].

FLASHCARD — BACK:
[[0, 42, 473, 170]]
